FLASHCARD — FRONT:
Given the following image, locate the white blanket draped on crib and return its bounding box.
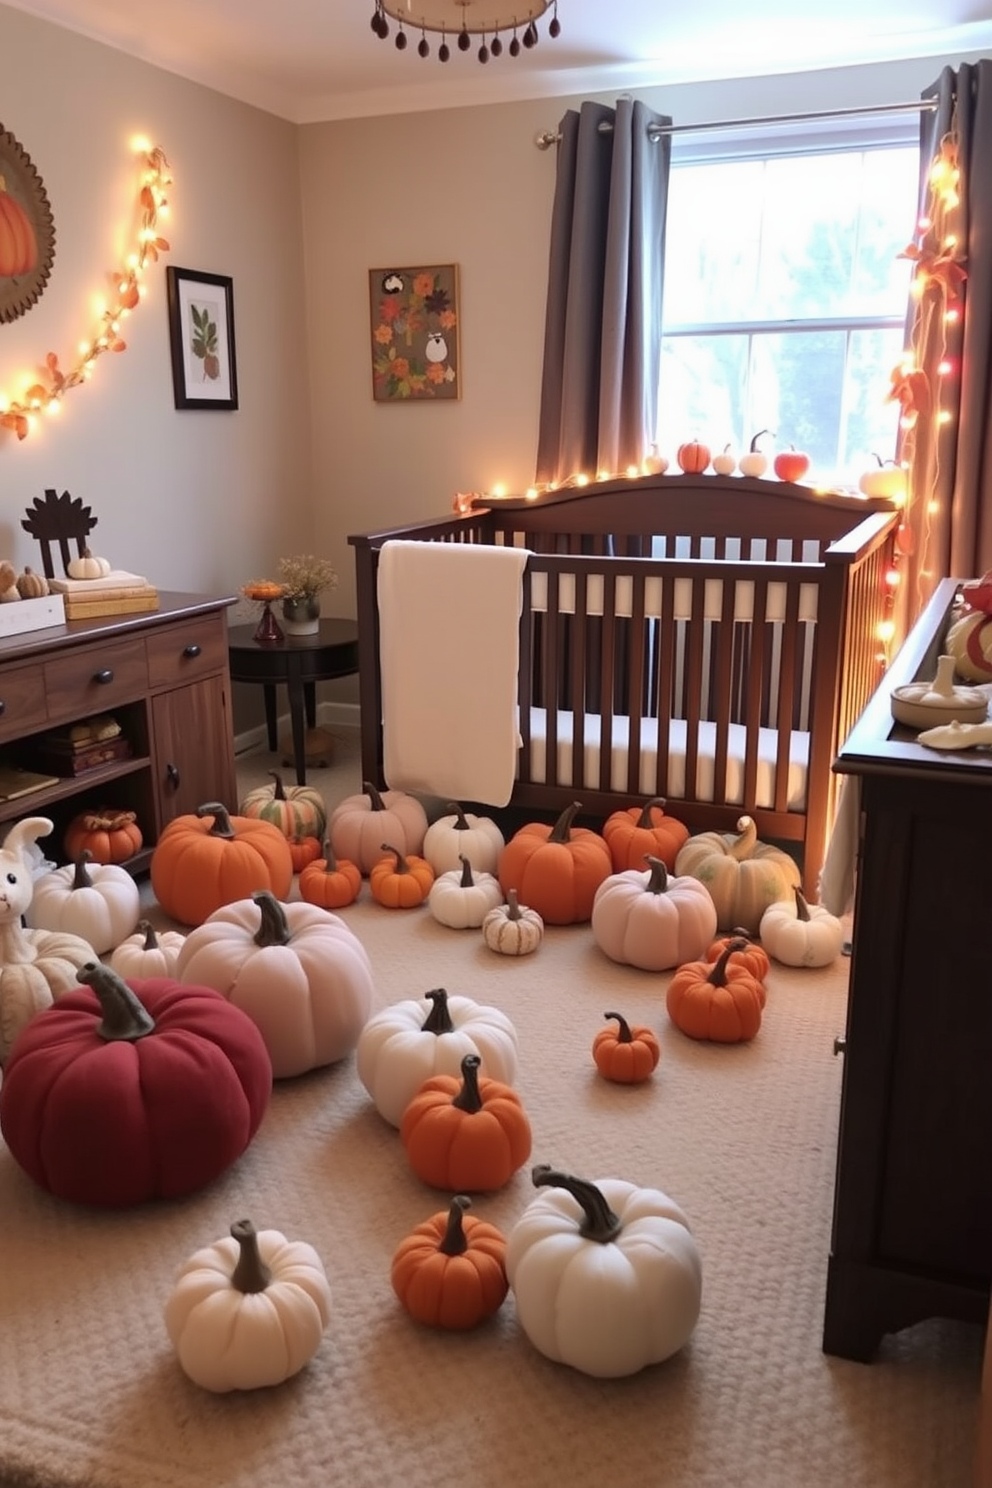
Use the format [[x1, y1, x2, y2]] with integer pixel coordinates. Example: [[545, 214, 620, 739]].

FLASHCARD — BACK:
[[377, 539, 529, 806]]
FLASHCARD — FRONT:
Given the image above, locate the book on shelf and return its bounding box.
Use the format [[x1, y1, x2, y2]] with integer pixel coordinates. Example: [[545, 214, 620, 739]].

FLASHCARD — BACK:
[[35, 737, 133, 777], [62, 589, 159, 620], [48, 569, 150, 595], [0, 765, 60, 801]]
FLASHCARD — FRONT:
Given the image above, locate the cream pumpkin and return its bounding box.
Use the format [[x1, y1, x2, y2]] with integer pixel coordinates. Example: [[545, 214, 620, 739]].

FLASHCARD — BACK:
[[328, 781, 428, 872], [422, 802, 505, 876], [591, 855, 717, 972], [481, 890, 544, 956], [109, 919, 186, 980], [26, 850, 141, 954], [674, 814, 799, 933], [428, 856, 504, 929], [759, 887, 846, 968]]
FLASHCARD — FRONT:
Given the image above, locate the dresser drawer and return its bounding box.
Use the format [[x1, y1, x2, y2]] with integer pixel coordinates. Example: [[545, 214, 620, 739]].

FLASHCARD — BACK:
[[43, 639, 149, 724], [0, 663, 49, 743], [146, 614, 229, 689]]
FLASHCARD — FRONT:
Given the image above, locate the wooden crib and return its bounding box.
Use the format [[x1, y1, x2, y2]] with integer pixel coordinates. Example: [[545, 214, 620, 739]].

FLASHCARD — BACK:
[[349, 473, 898, 898]]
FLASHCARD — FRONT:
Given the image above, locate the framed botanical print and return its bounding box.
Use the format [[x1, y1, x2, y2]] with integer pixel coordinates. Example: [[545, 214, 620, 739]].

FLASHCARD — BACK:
[[166, 265, 238, 411]]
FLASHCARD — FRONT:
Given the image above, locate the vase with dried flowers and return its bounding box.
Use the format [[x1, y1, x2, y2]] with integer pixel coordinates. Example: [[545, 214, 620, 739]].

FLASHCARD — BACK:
[[278, 554, 338, 636]]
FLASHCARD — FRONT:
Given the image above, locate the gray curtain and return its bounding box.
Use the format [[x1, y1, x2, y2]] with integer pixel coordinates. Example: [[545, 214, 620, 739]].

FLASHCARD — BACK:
[[535, 98, 672, 486], [900, 61, 992, 623]]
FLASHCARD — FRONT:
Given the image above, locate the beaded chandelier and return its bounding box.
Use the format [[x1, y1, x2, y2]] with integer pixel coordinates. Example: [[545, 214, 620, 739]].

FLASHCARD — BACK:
[[370, 1, 561, 64]]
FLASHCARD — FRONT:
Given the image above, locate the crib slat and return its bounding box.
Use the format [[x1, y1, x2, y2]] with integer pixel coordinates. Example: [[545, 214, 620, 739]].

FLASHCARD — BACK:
[[773, 580, 802, 815], [570, 570, 589, 791], [599, 569, 618, 795], [741, 578, 769, 813]]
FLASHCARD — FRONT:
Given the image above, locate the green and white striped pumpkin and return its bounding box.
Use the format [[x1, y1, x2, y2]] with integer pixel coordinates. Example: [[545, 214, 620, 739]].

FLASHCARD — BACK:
[[239, 770, 327, 842]]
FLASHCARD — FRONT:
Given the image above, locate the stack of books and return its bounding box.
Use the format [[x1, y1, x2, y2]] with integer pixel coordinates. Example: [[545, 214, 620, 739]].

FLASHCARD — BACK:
[[48, 569, 159, 620], [35, 715, 133, 776]]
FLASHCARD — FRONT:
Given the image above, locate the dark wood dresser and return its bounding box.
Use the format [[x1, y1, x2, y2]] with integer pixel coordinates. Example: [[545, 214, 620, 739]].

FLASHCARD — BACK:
[[823, 576, 992, 1361], [0, 592, 237, 871]]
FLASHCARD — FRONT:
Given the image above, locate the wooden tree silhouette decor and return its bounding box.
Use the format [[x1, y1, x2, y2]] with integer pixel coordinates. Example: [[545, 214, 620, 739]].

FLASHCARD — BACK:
[[21, 489, 99, 579]]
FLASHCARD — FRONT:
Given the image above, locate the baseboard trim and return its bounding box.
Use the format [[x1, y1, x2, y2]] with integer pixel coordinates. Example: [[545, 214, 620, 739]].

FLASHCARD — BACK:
[[234, 700, 360, 757]]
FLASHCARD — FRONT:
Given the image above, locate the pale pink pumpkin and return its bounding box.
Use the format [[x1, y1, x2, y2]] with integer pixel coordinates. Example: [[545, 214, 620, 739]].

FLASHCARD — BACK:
[[591, 856, 717, 972]]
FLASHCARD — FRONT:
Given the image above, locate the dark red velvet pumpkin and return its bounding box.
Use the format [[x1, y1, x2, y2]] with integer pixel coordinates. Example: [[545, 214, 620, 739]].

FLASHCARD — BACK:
[[0, 962, 272, 1208]]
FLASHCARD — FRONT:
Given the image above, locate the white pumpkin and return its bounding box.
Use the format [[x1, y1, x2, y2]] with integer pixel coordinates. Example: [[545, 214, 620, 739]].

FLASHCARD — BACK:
[[328, 781, 428, 872], [175, 890, 373, 1079], [428, 856, 504, 929], [422, 803, 505, 876], [66, 547, 112, 579], [356, 986, 518, 1128], [759, 887, 846, 968], [165, 1218, 331, 1392], [590, 856, 717, 971], [507, 1165, 702, 1378], [26, 850, 140, 954], [481, 890, 544, 956], [109, 918, 186, 979]]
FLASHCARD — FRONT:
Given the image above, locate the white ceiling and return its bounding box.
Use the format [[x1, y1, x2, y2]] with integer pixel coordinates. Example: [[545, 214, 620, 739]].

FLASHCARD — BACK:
[[7, 0, 992, 124]]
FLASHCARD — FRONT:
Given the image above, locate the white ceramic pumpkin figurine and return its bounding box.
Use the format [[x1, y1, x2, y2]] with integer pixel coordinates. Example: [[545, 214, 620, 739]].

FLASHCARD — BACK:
[[175, 889, 374, 1079], [422, 802, 505, 877], [26, 849, 140, 954], [590, 855, 718, 972], [357, 986, 518, 1128], [109, 918, 187, 980], [165, 1217, 332, 1392], [0, 816, 98, 1063], [759, 887, 846, 968], [428, 855, 504, 929], [507, 1165, 702, 1378]]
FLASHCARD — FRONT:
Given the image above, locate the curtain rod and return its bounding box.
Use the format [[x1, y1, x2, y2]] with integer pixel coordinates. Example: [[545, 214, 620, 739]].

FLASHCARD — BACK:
[[534, 96, 938, 149]]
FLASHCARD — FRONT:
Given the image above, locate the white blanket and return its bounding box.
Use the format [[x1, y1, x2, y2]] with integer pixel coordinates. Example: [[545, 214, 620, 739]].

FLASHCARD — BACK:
[[377, 540, 529, 806]]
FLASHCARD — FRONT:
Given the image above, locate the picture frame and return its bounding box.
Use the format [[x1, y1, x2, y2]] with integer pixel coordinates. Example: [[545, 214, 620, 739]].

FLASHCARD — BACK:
[[369, 263, 459, 402], [166, 266, 239, 411]]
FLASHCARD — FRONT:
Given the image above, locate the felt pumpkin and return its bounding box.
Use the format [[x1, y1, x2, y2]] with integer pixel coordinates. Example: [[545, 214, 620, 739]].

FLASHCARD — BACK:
[[0, 816, 97, 1065], [0, 962, 272, 1207], [506, 1165, 702, 1378], [328, 781, 428, 873], [602, 796, 690, 873], [63, 807, 143, 866], [357, 987, 519, 1129], [391, 1195, 508, 1330], [165, 1217, 332, 1392], [759, 887, 846, 968], [401, 1053, 532, 1192], [429, 855, 504, 929], [481, 889, 544, 956], [66, 547, 112, 580], [369, 843, 434, 909], [498, 802, 612, 926], [706, 928, 771, 982], [298, 839, 362, 909], [288, 836, 323, 873], [15, 566, 48, 599], [422, 802, 505, 877], [109, 919, 186, 980], [591, 855, 718, 972], [150, 803, 294, 927], [238, 769, 327, 843], [175, 890, 374, 1079], [674, 814, 800, 933], [666, 939, 765, 1044], [592, 1011, 661, 1084], [27, 850, 140, 954]]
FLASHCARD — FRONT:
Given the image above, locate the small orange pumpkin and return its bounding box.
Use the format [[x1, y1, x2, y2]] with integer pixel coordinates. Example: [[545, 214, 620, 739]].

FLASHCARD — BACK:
[[369, 843, 434, 909], [592, 1011, 661, 1084], [63, 808, 143, 866], [298, 839, 362, 909], [400, 1053, 532, 1192], [391, 1195, 508, 1330], [705, 928, 771, 985], [288, 836, 323, 873], [497, 801, 611, 925], [0, 177, 37, 277], [666, 939, 765, 1044], [602, 797, 689, 872], [677, 439, 711, 474], [149, 802, 293, 927]]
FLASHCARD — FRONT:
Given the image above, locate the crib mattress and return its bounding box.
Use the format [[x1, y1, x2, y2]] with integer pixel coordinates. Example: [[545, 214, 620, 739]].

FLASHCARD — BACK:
[[523, 709, 809, 812]]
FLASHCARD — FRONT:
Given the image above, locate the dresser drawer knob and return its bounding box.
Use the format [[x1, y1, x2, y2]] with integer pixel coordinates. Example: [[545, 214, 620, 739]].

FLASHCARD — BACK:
[[93, 668, 114, 685], [183, 644, 202, 659]]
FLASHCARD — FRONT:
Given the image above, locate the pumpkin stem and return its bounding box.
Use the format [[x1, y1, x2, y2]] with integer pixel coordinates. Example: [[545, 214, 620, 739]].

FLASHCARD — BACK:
[[531, 1165, 622, 1244], [137, 919, 160, 951], [636, 797, 667, 828], [547, 801, 583, 844], [708, 939, 749, 987], [505, 889, 522, 920], [363, 780, 387, 812], [729, 815, 757, 861], [421, 988, 455, 1034], [794, 887, 811, 921], [251, 890, 292, 946], [643, 855, 669, 894], [267, 769, 289, 800], [439, 1195, 472, 1256], [229, 1219, 273, 1294], [604, 1011, 634, 1043], [445, 802, 471, 831], [320, 838, 339, 872], [458, 855, 475, 887], [76, 961, 156, 1042], [380, 842, 410, 873], [72, 850, 96, 889], [197, 803, 236, 839], [452, 1053, 484, 1113]]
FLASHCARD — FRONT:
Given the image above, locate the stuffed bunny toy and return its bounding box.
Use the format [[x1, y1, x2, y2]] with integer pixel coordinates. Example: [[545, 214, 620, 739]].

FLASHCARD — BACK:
[[0, 816, 97, 1065]]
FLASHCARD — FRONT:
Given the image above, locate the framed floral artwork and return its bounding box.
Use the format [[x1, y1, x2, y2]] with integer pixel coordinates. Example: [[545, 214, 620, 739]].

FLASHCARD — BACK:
[[166, 265, 238, 411], [369, 264, 459, 402]]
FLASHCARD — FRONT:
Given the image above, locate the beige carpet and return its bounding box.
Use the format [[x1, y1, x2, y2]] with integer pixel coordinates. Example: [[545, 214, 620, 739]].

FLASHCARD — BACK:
[[0, 729, 982, 1488]]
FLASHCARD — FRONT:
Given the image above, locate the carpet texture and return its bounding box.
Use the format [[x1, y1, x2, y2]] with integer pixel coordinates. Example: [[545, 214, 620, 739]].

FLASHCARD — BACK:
[[0, 734, 981, 1488]]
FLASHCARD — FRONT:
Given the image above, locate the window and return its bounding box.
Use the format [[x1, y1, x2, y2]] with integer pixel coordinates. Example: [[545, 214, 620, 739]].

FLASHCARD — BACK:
[[658, 132, 920, 487]]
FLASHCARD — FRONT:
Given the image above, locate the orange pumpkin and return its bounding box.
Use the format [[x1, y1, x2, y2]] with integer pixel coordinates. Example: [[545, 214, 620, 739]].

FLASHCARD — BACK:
[[401, 1053, 532, 1192], [288, 836, 323, 873], [666, 939, 765, 1044], [602, 796, 689, 872], [677, 440, 711, 474], [298, 840, 362, 909], [0, 178, 37, 276], [705, 929, 771, 985], [369, 843, 434, 909], [149, 802, 294, 927], [391, 1195, 508, 1330], [497, 802, 611, 925], [592, 1011, 661, 1084], [63, 808, 143, 866]]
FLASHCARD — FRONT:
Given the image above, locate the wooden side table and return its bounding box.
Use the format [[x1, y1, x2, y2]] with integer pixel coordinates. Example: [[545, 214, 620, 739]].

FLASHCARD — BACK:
[[227, 617, 359, 785]]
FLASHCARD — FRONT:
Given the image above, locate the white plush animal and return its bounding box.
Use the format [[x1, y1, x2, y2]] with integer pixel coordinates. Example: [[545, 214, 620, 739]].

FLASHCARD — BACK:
[[0, 817, 98, 1064]]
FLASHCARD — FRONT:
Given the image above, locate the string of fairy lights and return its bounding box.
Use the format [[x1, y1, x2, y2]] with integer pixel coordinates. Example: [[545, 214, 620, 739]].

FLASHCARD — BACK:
[[0, 139, 172, 442]]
